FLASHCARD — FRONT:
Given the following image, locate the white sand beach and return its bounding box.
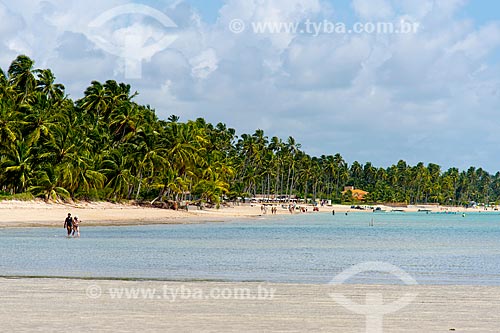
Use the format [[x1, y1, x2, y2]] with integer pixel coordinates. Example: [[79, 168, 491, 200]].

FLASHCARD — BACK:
[[0, 200, 280, 228], [1, 278, 499, 332], [0, 200, 477, 228]]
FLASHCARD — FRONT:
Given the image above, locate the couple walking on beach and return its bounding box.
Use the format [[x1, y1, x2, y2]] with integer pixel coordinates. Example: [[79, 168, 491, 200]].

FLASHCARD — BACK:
[[64, 213, 80, 238]]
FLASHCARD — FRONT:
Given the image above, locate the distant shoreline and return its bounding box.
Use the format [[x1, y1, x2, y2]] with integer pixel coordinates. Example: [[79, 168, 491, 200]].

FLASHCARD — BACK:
[[0, 199, 490, 229]]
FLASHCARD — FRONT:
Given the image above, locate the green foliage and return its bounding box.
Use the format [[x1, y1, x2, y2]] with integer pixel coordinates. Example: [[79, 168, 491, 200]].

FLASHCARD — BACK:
[[1, 55, 499, 206], [0, 192, 34, 201]]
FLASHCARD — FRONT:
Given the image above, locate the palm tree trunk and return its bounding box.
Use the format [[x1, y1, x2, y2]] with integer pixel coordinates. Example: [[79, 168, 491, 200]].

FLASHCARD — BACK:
[[289, 165, 295, 201], [135, 172, 143, 200], [304, 178, 308, 203], [286, 166, 291, 201]]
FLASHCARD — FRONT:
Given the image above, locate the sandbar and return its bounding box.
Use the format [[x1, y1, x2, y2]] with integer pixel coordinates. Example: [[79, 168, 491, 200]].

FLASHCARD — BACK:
[[1, 278, 499, 332]]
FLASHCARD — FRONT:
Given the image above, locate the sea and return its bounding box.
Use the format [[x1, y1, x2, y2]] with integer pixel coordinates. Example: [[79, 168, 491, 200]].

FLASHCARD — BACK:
[[1, 212, 500, 285]]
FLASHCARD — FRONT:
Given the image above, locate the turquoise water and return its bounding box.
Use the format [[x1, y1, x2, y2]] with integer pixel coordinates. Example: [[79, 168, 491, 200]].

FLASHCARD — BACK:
[[1, 212, 500, 285]]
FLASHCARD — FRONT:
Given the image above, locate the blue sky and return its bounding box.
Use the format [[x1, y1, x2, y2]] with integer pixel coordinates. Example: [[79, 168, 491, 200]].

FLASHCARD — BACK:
[[187, 0, 500, 26], [185, 0, 224, 23], [1, 0, 500, 172], [459, 1, 500, 63], [460, 0, 500, 24]]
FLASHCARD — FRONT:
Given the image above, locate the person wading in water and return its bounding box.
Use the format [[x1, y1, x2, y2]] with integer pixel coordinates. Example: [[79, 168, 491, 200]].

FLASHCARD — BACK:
[[64, 213, 73, 237], [72, 216, 80, 238]]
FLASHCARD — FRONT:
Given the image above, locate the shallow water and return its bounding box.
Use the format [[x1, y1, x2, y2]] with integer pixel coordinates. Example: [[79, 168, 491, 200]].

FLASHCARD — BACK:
[[1, 212, 500, 285]]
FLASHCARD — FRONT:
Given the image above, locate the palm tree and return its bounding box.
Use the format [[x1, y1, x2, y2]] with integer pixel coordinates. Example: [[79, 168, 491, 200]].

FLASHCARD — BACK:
[[363, 162, 376, 191], [0, 99, 19, 145], [285, 136, 301, 201], [333, 153, 346, 200], [8, 55, 37, 102], [168, 114, 180, 123], [130, 130, 167, 200], [21, 92, 61, 145], [0, 68, 16, 100], [29, 168, 70, 202], [35, 69, 65, 103], [1, 140, 34, 193], [298, 154, 313, 202], [80, 81, 110, 125], [165, 122, 200, 177], [100, 151, 134, 200], [350, 161, 363, 188]]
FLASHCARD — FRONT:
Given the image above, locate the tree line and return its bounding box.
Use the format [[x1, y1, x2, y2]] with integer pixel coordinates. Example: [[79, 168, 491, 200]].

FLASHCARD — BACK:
[[1, 55, 499, 207]]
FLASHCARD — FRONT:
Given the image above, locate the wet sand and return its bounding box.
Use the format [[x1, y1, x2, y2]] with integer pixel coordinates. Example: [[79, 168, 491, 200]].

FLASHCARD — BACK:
[[1, 278, 499, 332]]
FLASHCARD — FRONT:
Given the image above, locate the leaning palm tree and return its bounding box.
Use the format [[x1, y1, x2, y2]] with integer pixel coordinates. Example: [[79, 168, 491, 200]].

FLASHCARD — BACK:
[[29, 168, 70, 202], [8, 55, 37, 103]]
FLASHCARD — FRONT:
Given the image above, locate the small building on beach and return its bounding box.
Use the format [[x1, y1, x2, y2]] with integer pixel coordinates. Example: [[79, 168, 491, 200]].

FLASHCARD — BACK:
[[342, 186, 369, 201]]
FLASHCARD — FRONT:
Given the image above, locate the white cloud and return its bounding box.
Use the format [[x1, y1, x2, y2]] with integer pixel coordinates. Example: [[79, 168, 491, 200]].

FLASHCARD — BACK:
[[219, 0, 324, 49], [0, 3, 25, 35], [281, 35, 372, 89], [190, 48, 218, 79], [449, 22, 500, 60]]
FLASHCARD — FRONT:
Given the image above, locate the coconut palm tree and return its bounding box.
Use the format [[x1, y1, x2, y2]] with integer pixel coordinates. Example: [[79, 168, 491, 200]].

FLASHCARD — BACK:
[[0, 99, 19, 145], [79, 81, 111, 126], [29, 167, 70, 202], [35, 69, 65, 103], [100, 150, 134, 200], [8, 55, 37, 103], [1, 140, 34, 193]]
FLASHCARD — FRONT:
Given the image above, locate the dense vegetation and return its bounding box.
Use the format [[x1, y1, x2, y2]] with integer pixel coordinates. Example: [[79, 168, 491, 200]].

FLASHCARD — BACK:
[[1, 55, 499, 207]]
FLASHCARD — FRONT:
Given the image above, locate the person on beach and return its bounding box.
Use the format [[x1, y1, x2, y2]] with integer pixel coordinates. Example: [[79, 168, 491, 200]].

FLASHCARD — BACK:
[[72, 216, 80, 238], [64, 213, 73, 237]]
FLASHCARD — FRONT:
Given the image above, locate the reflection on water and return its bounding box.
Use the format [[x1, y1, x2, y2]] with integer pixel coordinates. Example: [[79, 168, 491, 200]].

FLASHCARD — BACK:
[[1, 212, 500, 285]]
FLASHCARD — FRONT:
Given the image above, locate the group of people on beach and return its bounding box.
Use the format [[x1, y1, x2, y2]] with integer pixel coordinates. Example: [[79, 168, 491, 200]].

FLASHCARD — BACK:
[[260, 205, 278, 214], [261, 204, 318, 215], [64, 213, 80, 238]]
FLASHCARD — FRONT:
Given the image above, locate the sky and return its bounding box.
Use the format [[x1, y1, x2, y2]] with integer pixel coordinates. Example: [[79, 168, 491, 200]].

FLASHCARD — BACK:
[[1, 0, 500, 172]]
